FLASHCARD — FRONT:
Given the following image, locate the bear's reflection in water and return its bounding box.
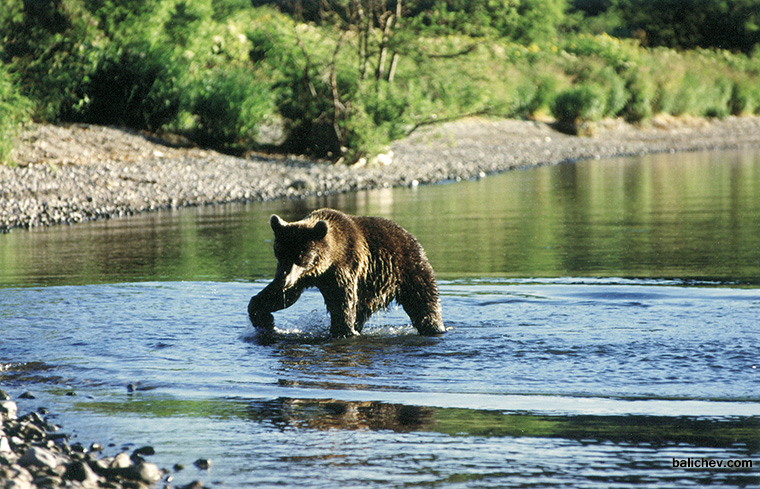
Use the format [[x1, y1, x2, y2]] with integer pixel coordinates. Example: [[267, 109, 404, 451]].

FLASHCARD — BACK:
[[246, 398, 436, 432]]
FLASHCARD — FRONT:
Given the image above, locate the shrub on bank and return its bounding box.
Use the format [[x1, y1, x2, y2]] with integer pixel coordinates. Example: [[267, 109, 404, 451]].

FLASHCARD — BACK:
[[551, 83, 605, 126], [0, 0, 102, 122], [0, 65, 31, 163], [191, 67, 275, 151], [74, 46, 183, 131], [729, 79, 759, 116], [620, 70, 654, 122]]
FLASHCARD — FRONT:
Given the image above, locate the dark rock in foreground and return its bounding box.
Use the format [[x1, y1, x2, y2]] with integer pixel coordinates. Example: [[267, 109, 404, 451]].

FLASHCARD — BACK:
[[0, 394, 200, 489]]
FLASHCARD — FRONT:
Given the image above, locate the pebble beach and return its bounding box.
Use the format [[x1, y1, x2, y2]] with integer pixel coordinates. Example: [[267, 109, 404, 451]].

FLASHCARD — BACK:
[[4, 115, 760, 232]]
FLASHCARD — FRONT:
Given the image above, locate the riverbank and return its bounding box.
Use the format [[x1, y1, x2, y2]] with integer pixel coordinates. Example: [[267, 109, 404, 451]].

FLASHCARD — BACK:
[[0, 391, 207, 489], [4, 115, 760, 232]]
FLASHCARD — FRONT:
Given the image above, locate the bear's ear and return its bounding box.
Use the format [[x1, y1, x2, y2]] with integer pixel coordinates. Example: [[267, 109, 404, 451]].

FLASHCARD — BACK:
[[270, 214, 287, 231], [311, 220, 328, 240]]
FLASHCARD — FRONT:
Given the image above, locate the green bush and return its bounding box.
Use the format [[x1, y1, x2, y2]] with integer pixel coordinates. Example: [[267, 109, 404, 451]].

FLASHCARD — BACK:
[[191, 67, 274, 150], [621, 71, 654, 122], [4, 0, 760, 162], [652, 82, 677, 115], [1, 0, 102, 121], [359, 82, 414, 142], [703, 77, 732, 118], [614, 0, 760, 53], [669, 71, 732, 118], [511, 75, 560, 118], [598, 67, 628, 117], [562, 59, 628, 118], [0, 64, 31, 163], [551, 83, 605, 124], [671, 73, 701, 116], [75, 46, 182, 131], [729, 80, 757, 115], [563, 33, 642, 70]]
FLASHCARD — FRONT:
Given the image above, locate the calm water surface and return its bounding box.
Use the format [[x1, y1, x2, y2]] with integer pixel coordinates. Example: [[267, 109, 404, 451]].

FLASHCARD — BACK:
[[1, 150, 760, 488]]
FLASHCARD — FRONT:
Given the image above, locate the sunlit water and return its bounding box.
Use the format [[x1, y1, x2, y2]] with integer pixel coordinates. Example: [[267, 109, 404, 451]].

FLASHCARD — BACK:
[[2, 150, 760, 487]]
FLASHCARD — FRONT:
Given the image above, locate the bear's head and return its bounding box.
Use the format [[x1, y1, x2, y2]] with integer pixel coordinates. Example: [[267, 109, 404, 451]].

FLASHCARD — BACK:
[[270, 214, 329, 289]]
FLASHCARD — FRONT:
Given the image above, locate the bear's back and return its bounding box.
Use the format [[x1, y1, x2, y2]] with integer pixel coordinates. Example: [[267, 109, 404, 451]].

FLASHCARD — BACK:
[[308, 208, 427, 278], [353, 215, 423, 258]]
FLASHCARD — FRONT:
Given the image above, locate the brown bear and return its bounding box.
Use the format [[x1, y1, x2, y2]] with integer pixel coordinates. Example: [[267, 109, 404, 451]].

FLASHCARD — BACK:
[[248, 208, 445, 338]]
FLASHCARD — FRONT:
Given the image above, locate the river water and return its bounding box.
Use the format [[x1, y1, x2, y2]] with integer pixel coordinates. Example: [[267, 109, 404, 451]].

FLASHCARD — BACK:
[[1, 150, 759, 487]]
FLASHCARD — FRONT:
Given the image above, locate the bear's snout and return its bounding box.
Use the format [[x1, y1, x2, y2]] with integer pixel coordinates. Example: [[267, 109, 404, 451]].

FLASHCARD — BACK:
[[279, 263, 307, 290]]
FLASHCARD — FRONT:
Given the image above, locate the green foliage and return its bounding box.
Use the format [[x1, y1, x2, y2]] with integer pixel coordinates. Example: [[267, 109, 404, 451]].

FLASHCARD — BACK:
[[729, 80, 759, 116], [613, 0, 760, 53], [563, 54, 629, 118], [191, 67, 274, 150], [671, 73, 701, 116], [702, 77, 733, 119], [0, 0, 104, 120], [551, 83, 605, 124], [3, 0, 760, 163], [74, 45, 183, 130], [512, 76, 559, 118], [563, 33, 642, 70], [409, 0, 569, 44], [621, 71, 653, 122], [0, 65, 31, 163], [257, 22, 346, 157], [602, 70, 628, 117]]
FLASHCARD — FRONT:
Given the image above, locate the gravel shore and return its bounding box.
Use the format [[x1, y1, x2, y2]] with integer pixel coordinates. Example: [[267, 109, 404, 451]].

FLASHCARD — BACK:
[[1, 391, 209, 489], [4, 115, 760, 232]]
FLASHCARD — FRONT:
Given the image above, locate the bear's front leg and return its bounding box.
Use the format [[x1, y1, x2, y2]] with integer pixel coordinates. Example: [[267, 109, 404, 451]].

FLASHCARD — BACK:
[[248, 279, 305, 330], [248, 301, 275, 330]]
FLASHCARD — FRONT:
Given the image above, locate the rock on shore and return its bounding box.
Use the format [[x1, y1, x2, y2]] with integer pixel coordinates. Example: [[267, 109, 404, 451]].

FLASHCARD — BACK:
[[4, 116, 760, 232], [0, 391, 205, 489]]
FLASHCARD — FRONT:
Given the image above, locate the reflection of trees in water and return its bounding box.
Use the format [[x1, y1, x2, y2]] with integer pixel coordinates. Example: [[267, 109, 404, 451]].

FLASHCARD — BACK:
[[248, 398, 436, 432]]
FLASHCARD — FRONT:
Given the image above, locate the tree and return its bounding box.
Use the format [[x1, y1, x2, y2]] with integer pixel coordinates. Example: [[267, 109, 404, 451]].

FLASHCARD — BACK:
[[613, 0, 760, 52]]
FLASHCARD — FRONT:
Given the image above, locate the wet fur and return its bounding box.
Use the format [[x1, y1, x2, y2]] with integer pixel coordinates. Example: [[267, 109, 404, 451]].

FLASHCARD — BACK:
[[248, 208, 444, 338]]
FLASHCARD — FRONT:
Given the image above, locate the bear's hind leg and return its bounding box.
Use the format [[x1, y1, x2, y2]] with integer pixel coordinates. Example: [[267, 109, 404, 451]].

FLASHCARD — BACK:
[[399, 285, 445, 336], [405, 303, 445, 336]]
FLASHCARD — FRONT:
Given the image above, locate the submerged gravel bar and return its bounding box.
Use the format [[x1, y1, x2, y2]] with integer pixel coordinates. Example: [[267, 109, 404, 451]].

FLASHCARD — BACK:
[[4, 116, 760, 232]]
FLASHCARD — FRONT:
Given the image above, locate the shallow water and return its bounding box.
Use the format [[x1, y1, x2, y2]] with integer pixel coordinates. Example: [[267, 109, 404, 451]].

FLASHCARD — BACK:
[[1, 150, 760, 487]]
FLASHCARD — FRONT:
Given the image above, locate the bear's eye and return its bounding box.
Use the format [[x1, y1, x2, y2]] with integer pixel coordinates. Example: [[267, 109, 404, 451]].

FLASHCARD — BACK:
[[298, 250, 317, 267]]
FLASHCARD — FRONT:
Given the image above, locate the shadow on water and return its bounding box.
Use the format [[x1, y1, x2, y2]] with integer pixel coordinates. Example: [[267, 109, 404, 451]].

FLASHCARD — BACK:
[[248, 398, 760, 454], [244, 328, 334, 347], [75, 394, 760, 454]]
